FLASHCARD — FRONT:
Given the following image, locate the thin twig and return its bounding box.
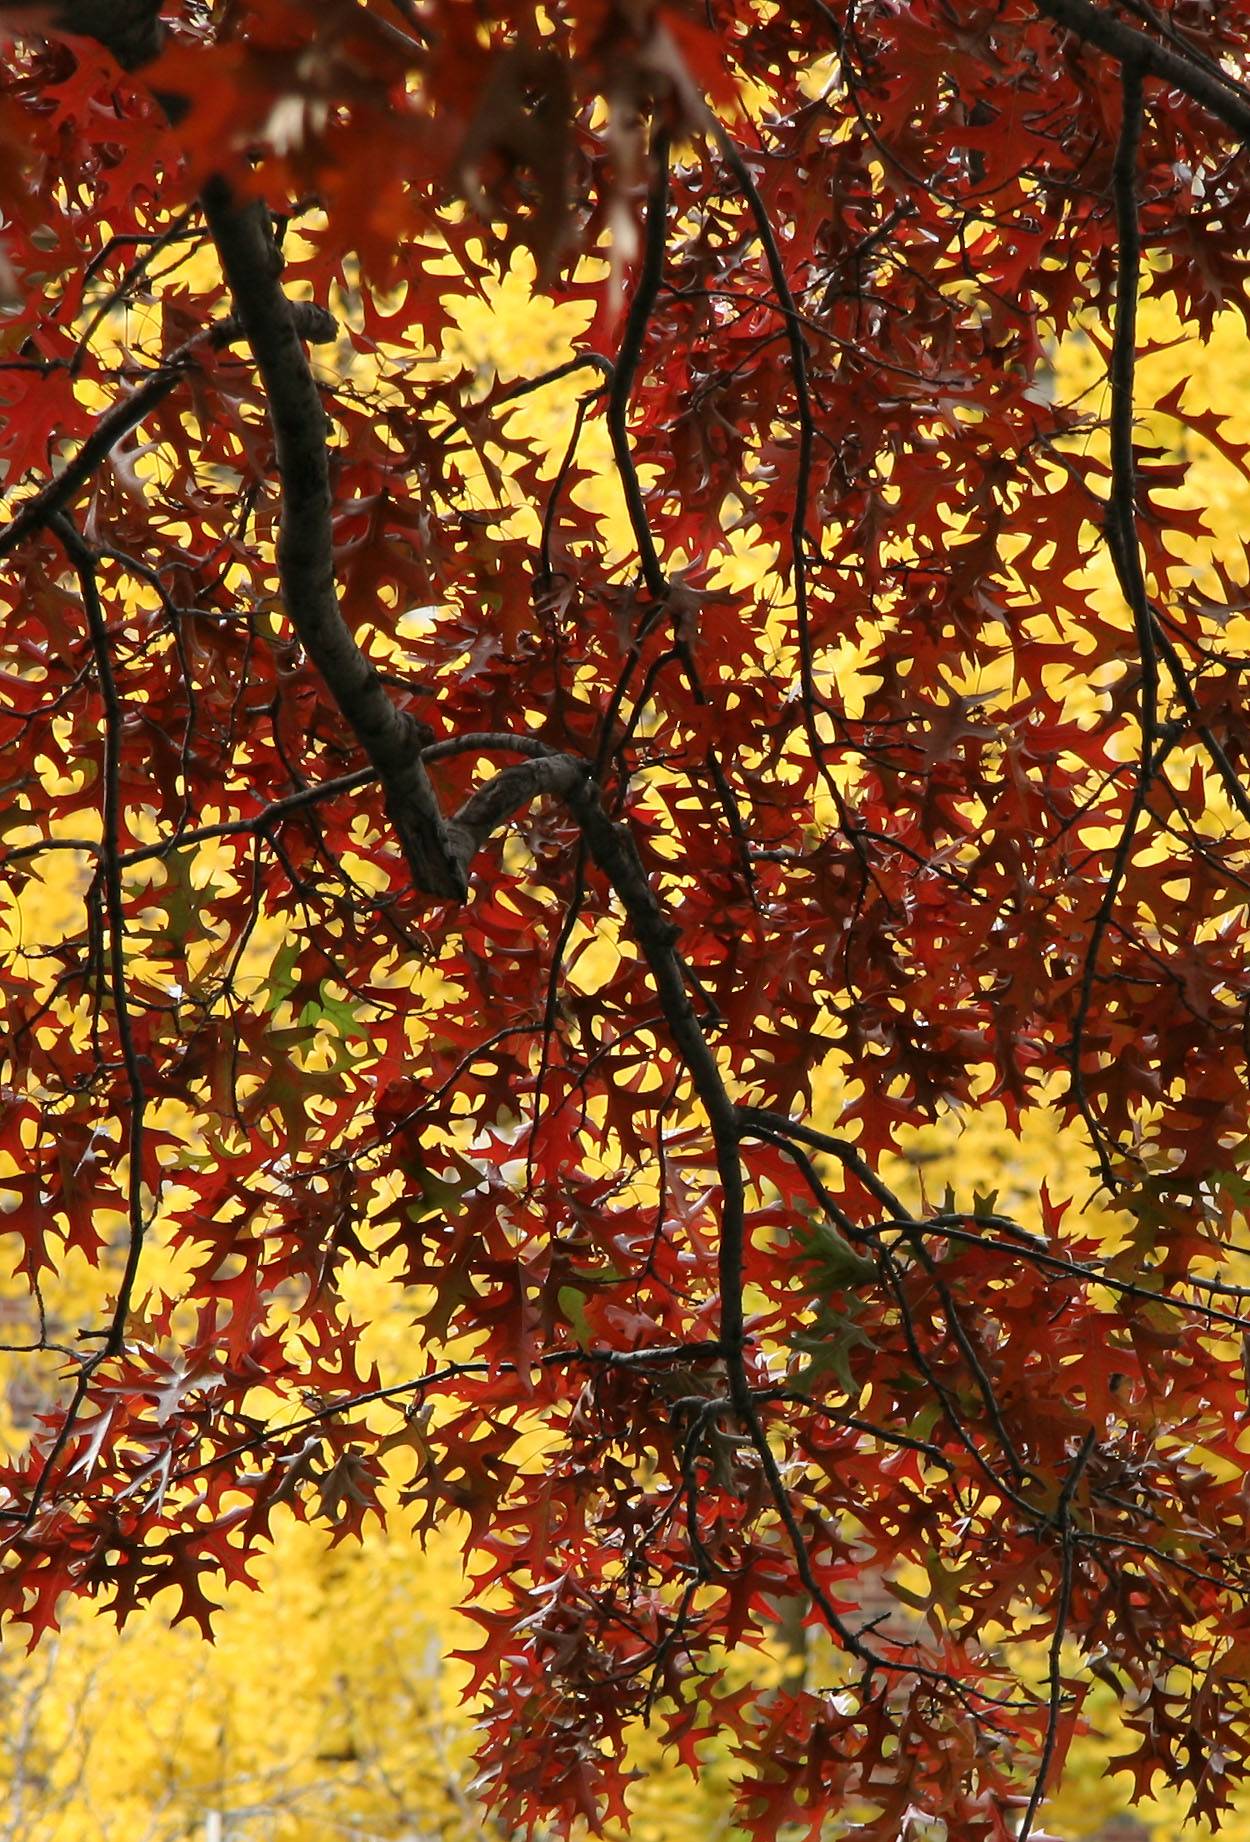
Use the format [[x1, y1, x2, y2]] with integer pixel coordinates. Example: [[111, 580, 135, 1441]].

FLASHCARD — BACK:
[[49, 517, 148, 1361], [21, 516, 155, 1529], [1068, 65, 1149, 1185], [1018, 1427, 1097, 1842], [606, 125, 671, 602]]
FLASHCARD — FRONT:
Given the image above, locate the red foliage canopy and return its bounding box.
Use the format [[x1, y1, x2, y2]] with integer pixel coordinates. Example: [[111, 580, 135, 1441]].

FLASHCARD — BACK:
[[4, 1, 1250, 1834]]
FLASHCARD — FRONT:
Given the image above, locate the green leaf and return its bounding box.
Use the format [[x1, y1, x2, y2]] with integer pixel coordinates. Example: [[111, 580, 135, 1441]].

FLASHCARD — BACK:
[[557, 1284, 592, 1345], [798, 1216, 877, 1290], [791, 1303, 876, 1393]]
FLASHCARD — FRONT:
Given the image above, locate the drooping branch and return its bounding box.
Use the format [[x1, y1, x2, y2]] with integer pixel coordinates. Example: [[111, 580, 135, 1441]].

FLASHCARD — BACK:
[[1025, 11, 1250, 1189], [49, 516, 148, 1360], [558, 781, 880, 1665], [18, 514, 154, 1530], [712, 128, 819, 726], [199, 184, 467, 901], [9, 0, 473, 906]]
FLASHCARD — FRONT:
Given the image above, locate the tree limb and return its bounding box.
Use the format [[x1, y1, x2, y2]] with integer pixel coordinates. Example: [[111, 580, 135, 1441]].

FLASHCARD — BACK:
[[1036, 0, 1250, 140], [8, 0, 469, 903], [445, 753, 588, 879], [200, 182, 467, 901]]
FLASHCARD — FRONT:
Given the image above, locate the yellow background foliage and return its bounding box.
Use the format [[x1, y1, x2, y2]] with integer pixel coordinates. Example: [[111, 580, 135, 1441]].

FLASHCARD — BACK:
[[5, 263, 1250, 1842]]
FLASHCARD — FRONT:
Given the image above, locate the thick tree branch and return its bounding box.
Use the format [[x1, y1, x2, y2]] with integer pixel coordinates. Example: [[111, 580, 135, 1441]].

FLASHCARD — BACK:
[[1035, 0, 1250, 139], [199, 184, 467, 900], [0, 735, 563, 876], [445, 753, 588, 879], [7, 0, 471, 908]]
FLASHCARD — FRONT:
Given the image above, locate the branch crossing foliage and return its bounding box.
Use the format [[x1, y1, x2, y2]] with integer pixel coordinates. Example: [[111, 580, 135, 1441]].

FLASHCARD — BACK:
[[4, 2, 1250, 1836]]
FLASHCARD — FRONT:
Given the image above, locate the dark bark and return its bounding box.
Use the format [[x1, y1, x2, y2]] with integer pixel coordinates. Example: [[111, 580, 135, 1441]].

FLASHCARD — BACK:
[[201, 184, 467, 900]]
